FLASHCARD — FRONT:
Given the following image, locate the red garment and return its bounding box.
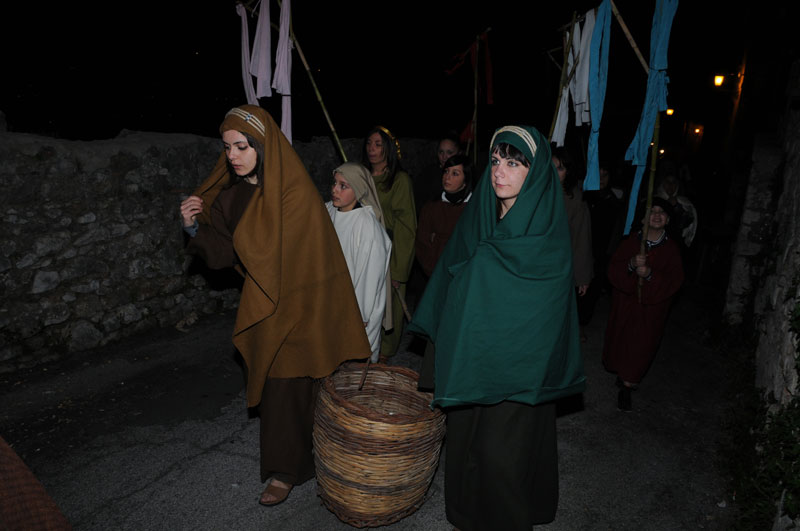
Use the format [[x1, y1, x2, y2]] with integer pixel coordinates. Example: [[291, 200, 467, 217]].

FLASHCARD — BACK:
[[0, 436, 71, 530], [602, 233, 683, 383], [415, 199, 468, 277]]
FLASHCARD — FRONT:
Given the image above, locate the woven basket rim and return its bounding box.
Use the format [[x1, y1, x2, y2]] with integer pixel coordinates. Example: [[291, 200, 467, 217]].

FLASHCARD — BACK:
[[321, 362, 442, 425]]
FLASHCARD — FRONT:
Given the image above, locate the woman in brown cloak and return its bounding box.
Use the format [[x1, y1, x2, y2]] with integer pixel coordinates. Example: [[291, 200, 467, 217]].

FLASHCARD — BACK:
[[179, 105, 371, 505]]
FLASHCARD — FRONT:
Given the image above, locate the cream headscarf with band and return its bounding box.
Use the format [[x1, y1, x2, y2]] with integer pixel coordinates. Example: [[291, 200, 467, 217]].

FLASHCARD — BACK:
[[191, 105, 371, 406], [332, 161, 393, 331]]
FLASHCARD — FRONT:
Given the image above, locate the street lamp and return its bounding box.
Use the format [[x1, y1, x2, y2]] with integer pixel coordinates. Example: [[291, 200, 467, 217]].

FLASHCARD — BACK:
[[714, 75, 724, 86], [666, 108, 674, 115]]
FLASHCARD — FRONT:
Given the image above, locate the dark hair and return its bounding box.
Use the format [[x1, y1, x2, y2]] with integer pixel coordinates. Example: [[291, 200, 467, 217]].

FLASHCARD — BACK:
[[632, 197, 673, 233], [437, 131, 463, 154], [442, 153, 474, 194], [224, 131, 264, 187], [551, 146, 578, 197], [362, 126, 402, 191], [491, 142, 530, 167], [442, 154, 475, 193]]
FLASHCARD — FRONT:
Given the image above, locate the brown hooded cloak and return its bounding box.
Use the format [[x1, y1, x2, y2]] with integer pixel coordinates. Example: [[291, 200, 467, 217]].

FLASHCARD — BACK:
[[190, 105, 371, 406]]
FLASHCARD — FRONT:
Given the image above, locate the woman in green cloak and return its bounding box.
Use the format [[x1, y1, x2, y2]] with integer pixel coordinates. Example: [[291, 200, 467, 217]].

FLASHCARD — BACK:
[[408, 125, 585, 530]]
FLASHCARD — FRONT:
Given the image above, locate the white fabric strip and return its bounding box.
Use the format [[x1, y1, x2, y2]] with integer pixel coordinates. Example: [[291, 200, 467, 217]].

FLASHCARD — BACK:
[[236, 4, 259, 105], [250, 0, 273, 98], [271, 0, 293, 142], [572, 9, 595, 126]]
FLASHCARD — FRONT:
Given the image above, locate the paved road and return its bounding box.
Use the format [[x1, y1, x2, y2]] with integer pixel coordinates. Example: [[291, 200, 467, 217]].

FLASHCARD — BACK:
[[1, 289, 734, 530]]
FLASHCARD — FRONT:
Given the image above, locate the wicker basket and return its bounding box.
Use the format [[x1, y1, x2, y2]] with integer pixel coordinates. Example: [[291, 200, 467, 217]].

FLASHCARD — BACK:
[[313, 362, 446, 528]]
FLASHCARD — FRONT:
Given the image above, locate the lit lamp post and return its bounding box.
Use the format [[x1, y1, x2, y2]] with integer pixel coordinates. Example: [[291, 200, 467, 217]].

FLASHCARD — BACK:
[[715, 56, 747, 158]]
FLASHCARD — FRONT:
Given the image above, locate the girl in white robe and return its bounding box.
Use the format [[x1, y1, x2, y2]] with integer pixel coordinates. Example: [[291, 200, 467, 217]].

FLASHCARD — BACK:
[[325, 162, 392, 362]]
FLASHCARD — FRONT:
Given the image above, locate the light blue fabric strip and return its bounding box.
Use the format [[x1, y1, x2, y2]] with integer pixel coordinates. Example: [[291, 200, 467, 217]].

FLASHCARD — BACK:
[[623, 0, 679, 234], [623, 165, 646, 234], [584, 0, 612, 192]]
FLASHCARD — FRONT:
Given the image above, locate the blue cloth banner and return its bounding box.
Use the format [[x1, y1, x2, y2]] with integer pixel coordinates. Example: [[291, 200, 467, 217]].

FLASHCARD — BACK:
[[584, 0, 612, 192], [623, 0, 679, 234]]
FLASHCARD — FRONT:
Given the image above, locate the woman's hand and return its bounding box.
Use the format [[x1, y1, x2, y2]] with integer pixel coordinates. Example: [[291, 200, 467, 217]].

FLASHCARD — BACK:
[[391, 280, 400, 289], [180, 195, 203, 227], [577, 284, 588, 296]]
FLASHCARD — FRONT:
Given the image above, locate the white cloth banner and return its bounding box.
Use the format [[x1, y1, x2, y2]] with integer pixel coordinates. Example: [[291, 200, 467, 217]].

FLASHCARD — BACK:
[[250, 0, 272, 98], [572, 9, 595, 126], [236, 3, 258, 105], [272, 0, 293, 142], [552, 18, 581, 146]]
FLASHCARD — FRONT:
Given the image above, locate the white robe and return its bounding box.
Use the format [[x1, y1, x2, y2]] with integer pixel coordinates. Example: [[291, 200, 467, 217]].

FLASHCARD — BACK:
[[326, 203, 392, 361]]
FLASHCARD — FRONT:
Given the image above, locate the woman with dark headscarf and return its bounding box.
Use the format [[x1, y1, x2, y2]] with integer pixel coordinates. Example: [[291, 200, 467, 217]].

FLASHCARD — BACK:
[[179, 105, 370, 506], [409, 126, 585, 530], [362, 126, 417, 360]]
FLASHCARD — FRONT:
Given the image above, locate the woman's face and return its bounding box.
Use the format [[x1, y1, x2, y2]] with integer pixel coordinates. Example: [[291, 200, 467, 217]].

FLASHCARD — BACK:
[[663, 176, 679, 197], [222, 130, 258, 176], [491, 151, 528, 204], [331, 172, 358, 211], [551, 156, 567, 183], [437, 139, 459, 168], [366, 132, 387, 167], [442, 164, 466, 194]]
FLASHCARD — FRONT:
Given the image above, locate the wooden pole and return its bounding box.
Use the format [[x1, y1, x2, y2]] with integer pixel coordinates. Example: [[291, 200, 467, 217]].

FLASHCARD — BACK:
[[610, 0, 649, 75], [638, 112, 661, 301], [241, 1, 348, 162], [471, 34, 479, 167], [607, 0, 654, 302], [548, 12, 578, 142]]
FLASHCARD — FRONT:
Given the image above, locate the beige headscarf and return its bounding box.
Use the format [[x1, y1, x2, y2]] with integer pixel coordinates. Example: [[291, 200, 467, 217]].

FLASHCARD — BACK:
[[333, 162, 394, 331]]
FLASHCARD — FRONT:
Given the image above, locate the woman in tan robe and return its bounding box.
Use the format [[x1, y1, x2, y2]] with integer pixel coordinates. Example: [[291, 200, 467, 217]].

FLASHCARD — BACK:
[[179, 105, 370, 506]]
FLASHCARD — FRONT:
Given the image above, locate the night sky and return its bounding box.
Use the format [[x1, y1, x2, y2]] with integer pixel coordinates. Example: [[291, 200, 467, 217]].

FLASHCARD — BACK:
[[0, 1, 774, 166]]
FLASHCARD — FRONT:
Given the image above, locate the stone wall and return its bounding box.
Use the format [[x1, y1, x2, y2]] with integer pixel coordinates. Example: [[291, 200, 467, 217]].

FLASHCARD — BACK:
[[724, 61, 800, 405], [722, 141, 783, 325], [0, 130, 435, 373], [751, 88, 800, 405]]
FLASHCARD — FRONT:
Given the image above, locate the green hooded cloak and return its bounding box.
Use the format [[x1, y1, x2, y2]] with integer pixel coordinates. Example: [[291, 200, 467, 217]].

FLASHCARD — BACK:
[[408, 126, 586, 408]]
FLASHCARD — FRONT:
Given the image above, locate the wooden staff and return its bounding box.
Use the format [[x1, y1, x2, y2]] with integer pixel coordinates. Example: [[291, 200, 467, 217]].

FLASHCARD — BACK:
[[470, 33, 479, 166], [638, 112, 661, 301], [393, 284, 412, 322], [608, 0, 659, 302], [610, 0, 649, 75], [241, 1, 348, 162]]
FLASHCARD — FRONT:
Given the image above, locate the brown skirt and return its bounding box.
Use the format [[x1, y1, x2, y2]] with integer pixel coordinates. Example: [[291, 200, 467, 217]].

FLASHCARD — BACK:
[[258, 377, 320, 484]]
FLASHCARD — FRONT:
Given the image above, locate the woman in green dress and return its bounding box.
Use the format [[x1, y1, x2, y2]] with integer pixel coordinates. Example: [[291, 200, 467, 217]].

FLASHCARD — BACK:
[[408, 125, 585, 530], [362, 126, 417, 360]]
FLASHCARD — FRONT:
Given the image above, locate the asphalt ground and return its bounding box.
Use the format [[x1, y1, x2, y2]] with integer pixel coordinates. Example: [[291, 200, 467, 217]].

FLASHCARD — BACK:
[[0, 286, 735, 530]]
